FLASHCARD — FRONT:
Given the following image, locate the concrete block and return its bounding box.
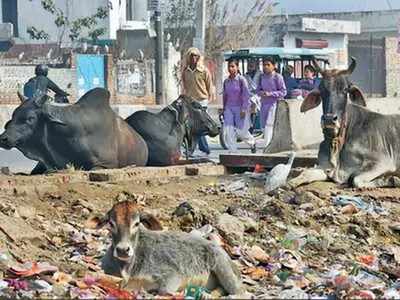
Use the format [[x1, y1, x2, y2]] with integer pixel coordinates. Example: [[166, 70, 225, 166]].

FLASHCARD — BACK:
[[185, 166, 199, 176]]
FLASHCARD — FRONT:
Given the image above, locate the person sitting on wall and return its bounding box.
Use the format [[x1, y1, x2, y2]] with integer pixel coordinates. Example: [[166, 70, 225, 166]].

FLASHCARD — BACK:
[[24, 64, 70, 103], [297, 65, 320, 98]]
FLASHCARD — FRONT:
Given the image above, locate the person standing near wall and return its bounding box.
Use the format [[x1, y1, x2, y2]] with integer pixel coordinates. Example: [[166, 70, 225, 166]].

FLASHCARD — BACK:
[[256, 57, 287, 148], [181, 47, 213, 156], [222, 59, 256, 153]]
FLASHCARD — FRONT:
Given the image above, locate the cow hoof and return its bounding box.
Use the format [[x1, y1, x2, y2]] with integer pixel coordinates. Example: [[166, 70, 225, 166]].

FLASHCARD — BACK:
[[352, 177, 372, 189]]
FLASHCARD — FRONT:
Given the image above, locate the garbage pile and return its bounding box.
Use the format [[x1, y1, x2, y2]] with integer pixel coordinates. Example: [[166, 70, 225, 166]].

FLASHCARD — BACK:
[[0, 174, 398, 299]]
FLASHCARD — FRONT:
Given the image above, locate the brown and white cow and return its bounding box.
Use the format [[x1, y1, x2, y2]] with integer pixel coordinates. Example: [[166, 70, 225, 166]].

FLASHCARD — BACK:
[[300, 57, 400, 188]]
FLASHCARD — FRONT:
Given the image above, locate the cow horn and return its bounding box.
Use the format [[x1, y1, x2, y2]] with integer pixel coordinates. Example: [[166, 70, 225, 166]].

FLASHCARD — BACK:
[[347, 56, 356, 75], [17, 91, 28, 103], [312, 59, 324, 76], [337, 57, 357, 76]]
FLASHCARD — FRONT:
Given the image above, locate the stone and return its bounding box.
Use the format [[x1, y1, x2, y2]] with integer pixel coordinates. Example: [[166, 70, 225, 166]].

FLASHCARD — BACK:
[[0, 167, 10, 176], [216, 213, 245, 245], [0, 213, 43, 242], [185, 167, 199, 176], [299, 203, 314, 212], [239, 216, 258, 233], [16, 205, 36, 219], [89, 172, 110, 182]]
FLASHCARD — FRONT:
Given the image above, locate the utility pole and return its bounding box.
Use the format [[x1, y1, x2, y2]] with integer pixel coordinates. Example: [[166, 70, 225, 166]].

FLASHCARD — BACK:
[[150, 0, 164, 104], [193, 0, 206, 52]]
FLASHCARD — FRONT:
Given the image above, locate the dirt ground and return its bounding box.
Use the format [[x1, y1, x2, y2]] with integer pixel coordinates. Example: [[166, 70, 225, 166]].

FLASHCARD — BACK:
[[0, 170, 399, 299]]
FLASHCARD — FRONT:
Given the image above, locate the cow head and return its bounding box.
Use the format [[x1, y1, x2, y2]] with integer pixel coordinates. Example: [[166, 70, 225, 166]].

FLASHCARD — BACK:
[[0, 91, 64, 150], [87, 201, 162, 262], [186, 99, 220, 138], [300, 57, 366, 168], [173, 96, 220, 152]]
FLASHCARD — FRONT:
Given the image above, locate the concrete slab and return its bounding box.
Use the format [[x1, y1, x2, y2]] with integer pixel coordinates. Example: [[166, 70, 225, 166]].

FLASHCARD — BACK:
[[0, 163, 226, 193], [220, 150, 318, 169]]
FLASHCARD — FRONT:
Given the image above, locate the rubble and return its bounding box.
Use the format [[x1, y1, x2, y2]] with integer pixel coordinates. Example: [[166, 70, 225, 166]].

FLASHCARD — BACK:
[[0, 172, 397, 299]]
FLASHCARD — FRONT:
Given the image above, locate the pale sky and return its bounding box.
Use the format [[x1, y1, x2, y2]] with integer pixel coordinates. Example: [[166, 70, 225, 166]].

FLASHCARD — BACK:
[[220, 0, 400, 16], [272, 0, 400, 14]]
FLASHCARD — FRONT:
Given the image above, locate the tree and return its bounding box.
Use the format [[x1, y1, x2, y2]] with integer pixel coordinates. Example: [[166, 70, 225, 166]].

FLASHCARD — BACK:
[[164, 0, 278, 58], [205, 0, 278, 58], [164, 0, 197, 53], [27, 0, 108, 47]]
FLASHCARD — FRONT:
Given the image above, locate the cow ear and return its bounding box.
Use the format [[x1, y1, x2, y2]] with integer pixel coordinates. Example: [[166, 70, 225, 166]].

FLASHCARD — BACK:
[[349, 85, 366, 107], [301, 90, 322, 113], [46, 114, 67, 126], [140, 212, 163, 231], [85, 214, 109, 229], [17, 91, 28, 103]]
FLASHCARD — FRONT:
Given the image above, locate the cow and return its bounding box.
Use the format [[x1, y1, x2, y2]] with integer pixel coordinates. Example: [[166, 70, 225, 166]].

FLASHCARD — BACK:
[[300, 57, 400, 188], [0, 88, 148, 174], [125, 95, 220, 166]]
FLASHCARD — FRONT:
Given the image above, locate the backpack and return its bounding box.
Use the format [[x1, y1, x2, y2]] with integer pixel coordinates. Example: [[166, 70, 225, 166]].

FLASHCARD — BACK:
[[23, 78, 37, 99]]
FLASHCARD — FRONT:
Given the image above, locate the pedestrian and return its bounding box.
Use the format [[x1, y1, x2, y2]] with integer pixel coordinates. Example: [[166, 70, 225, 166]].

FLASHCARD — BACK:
[[256, 57, 287, 148], [282, 65, 299, 99], [181, 47, 213, 156], [24, 64, 69, 103], [297, 65, 320, 98], [222, 59, 256, 153], [244, 59, 262, 131], [244, 59, 262, 96]]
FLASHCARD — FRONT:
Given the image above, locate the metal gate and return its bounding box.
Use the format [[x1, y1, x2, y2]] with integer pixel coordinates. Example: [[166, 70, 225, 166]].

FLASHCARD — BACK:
[[348, 38, 386, 97], [76, 54, 105, 98]]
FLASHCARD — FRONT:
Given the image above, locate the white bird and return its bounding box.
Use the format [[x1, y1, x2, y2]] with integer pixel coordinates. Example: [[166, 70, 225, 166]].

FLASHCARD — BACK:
[[265, 152, 296, 193], [82, 42, 88, 53], [119, 49, 126, 59], [46, 48, 53, 60], [137, 49, 144, 61], [18, 52, 24, 61]]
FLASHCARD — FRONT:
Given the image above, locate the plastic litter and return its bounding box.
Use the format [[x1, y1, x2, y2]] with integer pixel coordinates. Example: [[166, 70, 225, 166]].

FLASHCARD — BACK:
[[332, 195, 387, 214], [184, 285, 210, 300]]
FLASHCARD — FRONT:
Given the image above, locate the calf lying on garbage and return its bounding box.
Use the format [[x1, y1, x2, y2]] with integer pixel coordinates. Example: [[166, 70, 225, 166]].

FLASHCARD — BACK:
[[89, 201, 243, 295]]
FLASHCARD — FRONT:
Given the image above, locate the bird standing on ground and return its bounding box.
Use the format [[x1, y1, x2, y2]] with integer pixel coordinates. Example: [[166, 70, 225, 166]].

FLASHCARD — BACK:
[[265, 152, 296, 193]]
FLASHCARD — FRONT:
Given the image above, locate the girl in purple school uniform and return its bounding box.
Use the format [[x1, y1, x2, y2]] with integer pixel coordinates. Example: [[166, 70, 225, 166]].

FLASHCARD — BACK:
[[222, 59, 256, 153], [256, 57, 287, 148]]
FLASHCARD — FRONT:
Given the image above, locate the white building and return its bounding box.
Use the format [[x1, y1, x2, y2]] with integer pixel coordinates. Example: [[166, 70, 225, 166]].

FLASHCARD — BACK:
[[0, 0, 150, 45]]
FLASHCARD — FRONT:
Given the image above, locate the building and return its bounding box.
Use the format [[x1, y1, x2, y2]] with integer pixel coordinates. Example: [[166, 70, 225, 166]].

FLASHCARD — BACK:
[[0, 0, 150, 46], [269, 10, 400, 97], [264, 16, 361, 69]]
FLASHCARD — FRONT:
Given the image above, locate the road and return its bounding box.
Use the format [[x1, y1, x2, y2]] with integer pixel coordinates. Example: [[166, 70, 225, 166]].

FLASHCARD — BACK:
[[0, 137, 265, 174]]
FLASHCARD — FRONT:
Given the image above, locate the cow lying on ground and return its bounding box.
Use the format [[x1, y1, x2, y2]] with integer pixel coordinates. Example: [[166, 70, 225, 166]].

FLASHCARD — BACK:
[[299, 57, 400, 188], [126, 96, 220, 166], [0, 88, 148, 174], [89, 201, 243, 295]]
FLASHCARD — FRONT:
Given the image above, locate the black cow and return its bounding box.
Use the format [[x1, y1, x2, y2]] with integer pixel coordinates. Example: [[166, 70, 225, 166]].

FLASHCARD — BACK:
[[300, 58, 400, 188], [0, 88, 148, 174], [125, 95, 220, 166]]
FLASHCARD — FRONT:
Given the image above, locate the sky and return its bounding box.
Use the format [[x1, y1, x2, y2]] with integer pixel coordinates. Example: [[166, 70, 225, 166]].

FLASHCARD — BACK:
[[267, 0, 400, 15]]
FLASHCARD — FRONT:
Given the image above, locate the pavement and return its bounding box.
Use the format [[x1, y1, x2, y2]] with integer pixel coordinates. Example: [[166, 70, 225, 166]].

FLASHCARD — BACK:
[[0, 136, 264, 174]]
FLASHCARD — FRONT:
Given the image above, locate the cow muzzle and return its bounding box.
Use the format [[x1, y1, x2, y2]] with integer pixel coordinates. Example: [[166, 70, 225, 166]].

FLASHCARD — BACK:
[[114, 244, 134, 261], [0, 133, 13, 150], [321, 113, 347, 168]]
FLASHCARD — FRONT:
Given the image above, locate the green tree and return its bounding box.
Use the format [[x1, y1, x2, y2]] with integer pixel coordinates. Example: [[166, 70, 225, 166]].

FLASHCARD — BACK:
[[27, 0, 108, 47]]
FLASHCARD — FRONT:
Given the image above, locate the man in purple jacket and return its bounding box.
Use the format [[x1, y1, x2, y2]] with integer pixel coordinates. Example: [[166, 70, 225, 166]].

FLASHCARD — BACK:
[[256, 57, 287, 148]]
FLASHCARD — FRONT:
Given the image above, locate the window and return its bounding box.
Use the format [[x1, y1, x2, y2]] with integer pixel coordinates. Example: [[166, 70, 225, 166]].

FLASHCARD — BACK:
[[126, 0, 133, 21], [2, 0, 18, 37]]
